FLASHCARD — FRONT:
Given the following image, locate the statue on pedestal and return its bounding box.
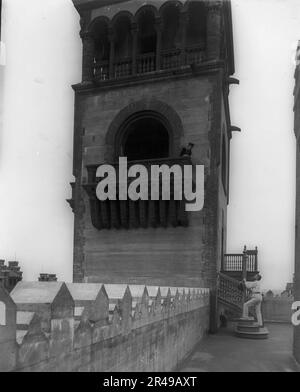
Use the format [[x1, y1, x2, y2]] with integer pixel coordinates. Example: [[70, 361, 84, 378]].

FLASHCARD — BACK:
[[241, 273, 263, 327]]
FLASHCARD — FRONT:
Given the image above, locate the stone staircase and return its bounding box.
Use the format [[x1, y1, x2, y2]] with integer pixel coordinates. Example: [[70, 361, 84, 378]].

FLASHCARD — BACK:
[[218, 273, 269, 340], [234, 317, 269, 339]]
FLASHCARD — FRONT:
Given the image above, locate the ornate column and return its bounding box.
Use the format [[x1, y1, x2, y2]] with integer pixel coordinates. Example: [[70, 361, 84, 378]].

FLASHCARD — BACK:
[[131, 22, 138, 75], [80, 31, 95, 84], [155, 17, 162, 71], [205, 0, 223, 61], [242, 246, 248, 306], [179, 11, 188, 66], [108, 28, 115, 79], [242, 246, 248, 281]]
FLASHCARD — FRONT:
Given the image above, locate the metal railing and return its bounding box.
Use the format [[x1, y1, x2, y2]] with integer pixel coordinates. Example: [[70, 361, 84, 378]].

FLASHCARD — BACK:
[[218, 272, 252, 311], [222, 247, 258, 273]]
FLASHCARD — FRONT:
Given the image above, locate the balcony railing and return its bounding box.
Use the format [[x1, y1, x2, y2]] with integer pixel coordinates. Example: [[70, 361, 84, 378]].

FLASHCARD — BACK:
[[93, 45, 205, 82], [83, 157, 192, 230], [137, 53, 156, 74], [185, 44, 206, 65], [94, 60, 109, 81], [114, 57, 132, 79], [222, 247, 259, 274], [161, 48, 181, 70]]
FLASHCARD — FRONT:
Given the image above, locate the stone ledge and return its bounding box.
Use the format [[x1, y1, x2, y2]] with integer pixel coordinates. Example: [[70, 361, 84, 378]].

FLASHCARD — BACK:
[[72, 61, 226, 95]]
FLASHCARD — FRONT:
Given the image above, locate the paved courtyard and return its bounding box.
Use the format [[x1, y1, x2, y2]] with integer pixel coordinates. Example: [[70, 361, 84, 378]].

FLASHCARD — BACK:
[[178, 323, 300, 372]]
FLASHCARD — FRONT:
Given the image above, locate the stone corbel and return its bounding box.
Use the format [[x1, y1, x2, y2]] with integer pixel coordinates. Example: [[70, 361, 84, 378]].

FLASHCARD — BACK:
[[230, 126, 242, 133], [228, 77, 240, 85], [79, 9, 91, 36]]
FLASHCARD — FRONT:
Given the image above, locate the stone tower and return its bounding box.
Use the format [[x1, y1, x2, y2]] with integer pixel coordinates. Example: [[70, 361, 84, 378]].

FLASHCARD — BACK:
[[69, 0, 236, 300]]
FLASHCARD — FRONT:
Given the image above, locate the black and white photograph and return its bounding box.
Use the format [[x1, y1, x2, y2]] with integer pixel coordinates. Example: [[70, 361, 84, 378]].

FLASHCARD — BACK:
[[0, 0, 300, 375]]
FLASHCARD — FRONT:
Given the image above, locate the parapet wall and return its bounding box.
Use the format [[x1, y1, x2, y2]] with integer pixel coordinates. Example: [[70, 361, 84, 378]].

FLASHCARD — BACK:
[[0, 283, 210, 372], [263, 297, 293, 324]]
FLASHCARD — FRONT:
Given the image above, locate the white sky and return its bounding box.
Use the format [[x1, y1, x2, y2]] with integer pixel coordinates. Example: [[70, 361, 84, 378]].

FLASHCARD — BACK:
[[0, 0, 299, 290]]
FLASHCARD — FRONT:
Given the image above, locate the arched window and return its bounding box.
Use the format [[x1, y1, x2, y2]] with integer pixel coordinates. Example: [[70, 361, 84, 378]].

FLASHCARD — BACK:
[[137, 10, 157, 55], [92, 18, 110, 80], [222, 135, 227, 193], [121, 116, 170, 161], [0, 301, 6, 326], [161, 3, 181, 50], [114, 15, 133, 59], [186, 1, 207, 47], [113, 15, 133, 77], [92, 20, 110, 62]]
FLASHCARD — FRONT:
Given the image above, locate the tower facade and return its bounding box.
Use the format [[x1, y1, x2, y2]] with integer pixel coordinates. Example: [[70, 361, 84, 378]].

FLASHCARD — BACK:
[[70, 0, 235, 293]]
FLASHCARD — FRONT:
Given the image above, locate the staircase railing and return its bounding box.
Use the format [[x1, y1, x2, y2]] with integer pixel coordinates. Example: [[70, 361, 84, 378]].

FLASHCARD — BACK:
[[218, 272, 252, 311], [222, 246, 258, 274]]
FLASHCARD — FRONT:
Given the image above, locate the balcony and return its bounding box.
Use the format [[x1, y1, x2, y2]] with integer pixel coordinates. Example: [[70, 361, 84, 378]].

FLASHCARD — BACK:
[[93, 45, 205, 82], [83, 157, 192, 230], [222, 247, 259, 280]]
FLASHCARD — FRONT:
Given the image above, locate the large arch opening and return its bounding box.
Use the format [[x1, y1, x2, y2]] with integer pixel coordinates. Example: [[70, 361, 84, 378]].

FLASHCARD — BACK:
[[106, 99, 184, 162], [120, 116, 170, 161], [84, 106, 188, 230]]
